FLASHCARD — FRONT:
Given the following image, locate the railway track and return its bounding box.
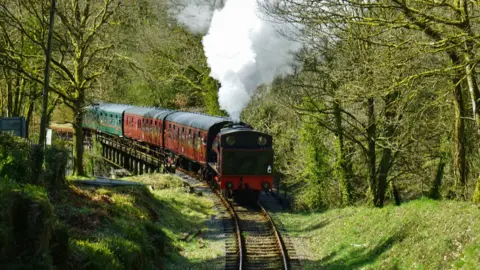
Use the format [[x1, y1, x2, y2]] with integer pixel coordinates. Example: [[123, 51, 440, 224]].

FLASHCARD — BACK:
[[176, 168, 289, 270], [233, 201, 288, 270], [75, 128, 298, 269]]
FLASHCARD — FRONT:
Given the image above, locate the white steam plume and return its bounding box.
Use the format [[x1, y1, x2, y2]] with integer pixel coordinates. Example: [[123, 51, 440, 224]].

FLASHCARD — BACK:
[[203, 0, 301, 121], [170, 0, 222, 34], [172, 0, 302, 121]]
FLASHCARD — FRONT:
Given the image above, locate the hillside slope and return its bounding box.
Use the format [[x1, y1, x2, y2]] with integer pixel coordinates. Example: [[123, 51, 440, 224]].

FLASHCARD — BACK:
[[1, 174, 224, 269], [274, 199, 480, 269]]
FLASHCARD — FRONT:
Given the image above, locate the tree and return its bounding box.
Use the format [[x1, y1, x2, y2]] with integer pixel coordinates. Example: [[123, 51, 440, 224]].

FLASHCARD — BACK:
[[0, 0, 123, 175], [263, 0, 480, 203]]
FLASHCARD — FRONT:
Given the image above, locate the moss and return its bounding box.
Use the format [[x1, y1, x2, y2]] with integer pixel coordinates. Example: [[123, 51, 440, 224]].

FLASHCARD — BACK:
[[472, 178, 480, 203], [104, 236, 146, 269], [0, 182, 54, 267], [70, 239, 123, 270]]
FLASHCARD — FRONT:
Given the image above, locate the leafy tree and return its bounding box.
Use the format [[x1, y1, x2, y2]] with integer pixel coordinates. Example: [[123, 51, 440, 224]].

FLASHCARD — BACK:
[[0, 0, 123, 175]]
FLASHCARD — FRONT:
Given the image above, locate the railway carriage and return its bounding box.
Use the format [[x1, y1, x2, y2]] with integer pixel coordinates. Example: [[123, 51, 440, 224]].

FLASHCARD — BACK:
[[164, 112, 229, 167], [123, 107, 172, 147], [83, 103, 131, 136], [81, 102, 274, 201]]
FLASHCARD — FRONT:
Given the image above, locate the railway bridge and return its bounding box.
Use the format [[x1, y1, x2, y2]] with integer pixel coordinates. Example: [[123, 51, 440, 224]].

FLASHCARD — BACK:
[[50, 122, 164, 175]]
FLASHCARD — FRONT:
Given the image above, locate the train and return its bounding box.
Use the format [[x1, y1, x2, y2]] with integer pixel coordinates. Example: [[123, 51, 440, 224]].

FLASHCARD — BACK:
[[81, 103, 274, 199]]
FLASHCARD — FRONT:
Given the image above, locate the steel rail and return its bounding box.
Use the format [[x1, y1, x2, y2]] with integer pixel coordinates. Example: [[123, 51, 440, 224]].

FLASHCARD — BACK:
[[258, 202, 289, 270], [176, 168, 243, 270], [215, 189, 244, 270]]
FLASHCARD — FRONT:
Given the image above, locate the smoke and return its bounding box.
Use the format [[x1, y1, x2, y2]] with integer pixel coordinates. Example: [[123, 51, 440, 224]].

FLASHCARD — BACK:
[[170, 0, 222, 34], [173, 0, 302, 121]]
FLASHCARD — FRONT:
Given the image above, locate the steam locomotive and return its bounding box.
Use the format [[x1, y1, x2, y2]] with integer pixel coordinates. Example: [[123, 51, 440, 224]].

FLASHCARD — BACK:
[[82, 103, 274, 199]]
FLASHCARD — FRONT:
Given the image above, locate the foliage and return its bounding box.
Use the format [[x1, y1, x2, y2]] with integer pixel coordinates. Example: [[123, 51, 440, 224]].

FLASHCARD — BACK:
[[297, 116, 338, 210], [0, 133, 34, 183], [5, 0, 480, 210], [0, 133, 68, 188]]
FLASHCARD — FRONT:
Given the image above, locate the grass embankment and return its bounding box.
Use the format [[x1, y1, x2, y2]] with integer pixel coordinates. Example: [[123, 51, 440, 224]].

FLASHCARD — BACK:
[[275, 199, 480, 269], [1, 173, 223, 269], [62, 174, 223, 269]]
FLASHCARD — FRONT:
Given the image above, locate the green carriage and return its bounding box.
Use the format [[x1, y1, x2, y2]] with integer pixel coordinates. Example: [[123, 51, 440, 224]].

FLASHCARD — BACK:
[[83, 103, 131, 136]]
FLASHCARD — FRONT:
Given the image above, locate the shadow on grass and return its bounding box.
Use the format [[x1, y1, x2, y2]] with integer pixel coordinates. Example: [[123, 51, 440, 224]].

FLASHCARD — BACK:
[[307, 230, 406, 270]]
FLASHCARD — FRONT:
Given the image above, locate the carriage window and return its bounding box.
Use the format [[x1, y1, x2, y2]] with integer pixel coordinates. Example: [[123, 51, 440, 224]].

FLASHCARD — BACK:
[[188, 129, 192, 145], [195, 132, 201, 150]]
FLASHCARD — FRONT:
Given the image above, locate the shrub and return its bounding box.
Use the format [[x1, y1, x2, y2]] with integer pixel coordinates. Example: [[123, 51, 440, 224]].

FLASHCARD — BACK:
[[0, 133, 33, 183], [0, 133, 68, 189]]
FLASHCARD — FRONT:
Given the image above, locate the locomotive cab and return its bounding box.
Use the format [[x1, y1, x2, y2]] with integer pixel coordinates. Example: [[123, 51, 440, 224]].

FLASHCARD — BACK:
[[213, 125, 274, 199]]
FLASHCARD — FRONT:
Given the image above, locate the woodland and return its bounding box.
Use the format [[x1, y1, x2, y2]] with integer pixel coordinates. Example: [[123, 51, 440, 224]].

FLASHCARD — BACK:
[[2, 0, 480, 210]]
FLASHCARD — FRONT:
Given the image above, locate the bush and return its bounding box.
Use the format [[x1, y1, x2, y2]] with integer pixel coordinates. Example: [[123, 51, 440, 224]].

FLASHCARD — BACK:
[[0, 133, 68, 188], [0, 133, 34, 183]]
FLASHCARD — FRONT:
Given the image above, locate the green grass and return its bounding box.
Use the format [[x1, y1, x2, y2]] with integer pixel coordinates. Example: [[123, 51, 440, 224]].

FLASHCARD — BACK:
[[273, 198, 480, 269], [66, 175, 96, 181], [54, 173, 223, 269]]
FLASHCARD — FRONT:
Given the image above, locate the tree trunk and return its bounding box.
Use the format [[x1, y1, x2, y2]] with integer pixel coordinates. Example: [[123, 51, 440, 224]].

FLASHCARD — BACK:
[[333, 99, 353, 206], [6, 76, 13, 117], [392, 181, 401, 206], [72, 32, 86, 176], [25, 101, 35, 139], [367, 97, 376, 202], [374, 91, 399, 207], [460, 0, 480, 129], [402, 6, 469, 200], [13, 74, 23, 116], [429, 159, 445, 200], [72, 99, 85, 176], [452, 72, 467, 199]]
